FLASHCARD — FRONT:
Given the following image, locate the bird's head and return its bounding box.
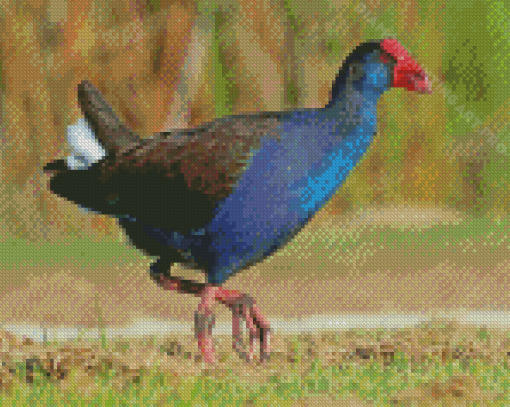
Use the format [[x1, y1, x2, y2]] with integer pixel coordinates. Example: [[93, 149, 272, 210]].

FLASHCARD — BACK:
[[328, 39, 431, 107]]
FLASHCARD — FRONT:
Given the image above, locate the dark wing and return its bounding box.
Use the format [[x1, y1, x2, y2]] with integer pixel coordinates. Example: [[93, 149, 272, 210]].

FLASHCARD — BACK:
[[96, 112, 283, 232]]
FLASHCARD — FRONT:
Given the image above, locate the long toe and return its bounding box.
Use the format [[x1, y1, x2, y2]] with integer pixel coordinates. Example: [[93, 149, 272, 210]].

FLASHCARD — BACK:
[[218, 291, 271, 363], [231, 298, 257, 362]]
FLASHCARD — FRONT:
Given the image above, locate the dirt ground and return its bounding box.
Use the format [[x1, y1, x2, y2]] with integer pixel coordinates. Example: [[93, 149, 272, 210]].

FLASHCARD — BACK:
[[0, 204, 509, 330]]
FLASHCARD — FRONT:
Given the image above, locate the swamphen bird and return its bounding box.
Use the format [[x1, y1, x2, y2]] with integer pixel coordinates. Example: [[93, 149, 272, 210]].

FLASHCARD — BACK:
[[43, 39, 431, 363]]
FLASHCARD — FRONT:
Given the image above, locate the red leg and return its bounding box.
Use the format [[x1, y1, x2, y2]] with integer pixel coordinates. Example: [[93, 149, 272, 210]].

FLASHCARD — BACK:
[[155, 275, 205, 297], [195, 284, 218, 363], [156, 276, 217, 362], [157, 275, 271, 363]]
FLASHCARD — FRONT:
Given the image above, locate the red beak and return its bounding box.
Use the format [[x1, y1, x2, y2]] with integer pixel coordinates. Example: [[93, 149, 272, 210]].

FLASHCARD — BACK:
[[409, 71, 432, 94], [380, 39, 432, 94], [392, 63, 432, 94]]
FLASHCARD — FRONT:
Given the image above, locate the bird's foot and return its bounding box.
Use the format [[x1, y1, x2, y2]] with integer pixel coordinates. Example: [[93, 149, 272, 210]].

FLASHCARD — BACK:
[[215, 290, 271, 363]]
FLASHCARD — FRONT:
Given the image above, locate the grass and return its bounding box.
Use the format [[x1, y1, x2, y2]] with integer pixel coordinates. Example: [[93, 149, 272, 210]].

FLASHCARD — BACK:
[[0, 208, 509, 404], [1, 207, 508, 270], [0, 319, 509, 405]]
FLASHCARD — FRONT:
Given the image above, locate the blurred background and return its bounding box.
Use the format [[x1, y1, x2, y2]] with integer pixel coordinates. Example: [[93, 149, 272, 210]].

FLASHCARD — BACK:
[[0, 0, 509, 244], [0, 0, 509, 333]]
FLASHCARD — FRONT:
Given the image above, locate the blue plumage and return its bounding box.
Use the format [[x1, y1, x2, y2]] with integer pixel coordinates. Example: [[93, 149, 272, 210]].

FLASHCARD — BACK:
[[44, 39, 431, 363]]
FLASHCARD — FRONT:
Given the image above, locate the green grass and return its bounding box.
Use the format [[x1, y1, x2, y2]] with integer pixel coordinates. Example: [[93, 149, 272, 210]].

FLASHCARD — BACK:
[[0, 238, 143, 269], [1, 211, 508, 269], [0, 212, 509, 404], [1, 324, 509, 405], [277, 211, 509, 261]]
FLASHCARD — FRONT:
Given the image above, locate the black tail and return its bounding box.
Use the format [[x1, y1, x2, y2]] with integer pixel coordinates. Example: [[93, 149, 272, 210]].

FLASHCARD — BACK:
[[77, 81, 141, 155]]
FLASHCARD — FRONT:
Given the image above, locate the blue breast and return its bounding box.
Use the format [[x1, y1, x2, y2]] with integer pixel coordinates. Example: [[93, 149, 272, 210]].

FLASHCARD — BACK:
[[123, 104, 378, 285]]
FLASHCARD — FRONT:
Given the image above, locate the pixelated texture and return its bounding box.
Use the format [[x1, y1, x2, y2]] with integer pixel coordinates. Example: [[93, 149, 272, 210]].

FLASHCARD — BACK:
[[0, 0, 509, 404]]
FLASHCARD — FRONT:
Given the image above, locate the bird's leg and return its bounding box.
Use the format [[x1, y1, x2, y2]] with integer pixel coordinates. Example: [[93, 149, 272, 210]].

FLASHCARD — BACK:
[[151, 259, 270, 363], [214, 288, 271, 363], [151, 258, 205, 297], [150, 259, 219, 362], [195, 284, 219, 363]]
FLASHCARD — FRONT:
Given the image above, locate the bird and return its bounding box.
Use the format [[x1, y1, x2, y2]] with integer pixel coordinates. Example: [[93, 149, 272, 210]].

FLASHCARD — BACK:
[[43, 39, 431, 364]]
